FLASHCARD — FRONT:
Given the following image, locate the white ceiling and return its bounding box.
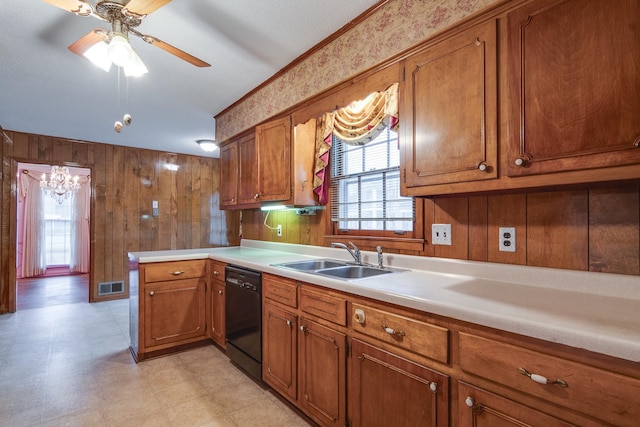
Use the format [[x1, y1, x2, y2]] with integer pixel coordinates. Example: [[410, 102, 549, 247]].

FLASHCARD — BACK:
[[0, 0, 380, 158]]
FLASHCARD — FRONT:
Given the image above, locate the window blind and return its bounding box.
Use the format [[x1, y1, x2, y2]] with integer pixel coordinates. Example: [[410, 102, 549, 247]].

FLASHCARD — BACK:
[[330, 126, 414, 232]]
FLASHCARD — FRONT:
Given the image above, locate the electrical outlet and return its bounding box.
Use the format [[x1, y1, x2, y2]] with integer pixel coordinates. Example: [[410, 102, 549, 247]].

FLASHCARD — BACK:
[[499, 227, 516, 252], [432, 224, 452, 245], [276, 224, 282, 237]]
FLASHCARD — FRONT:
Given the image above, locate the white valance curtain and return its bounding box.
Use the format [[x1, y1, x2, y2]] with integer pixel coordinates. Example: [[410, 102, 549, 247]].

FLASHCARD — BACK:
[[312, 82, 399, 204]]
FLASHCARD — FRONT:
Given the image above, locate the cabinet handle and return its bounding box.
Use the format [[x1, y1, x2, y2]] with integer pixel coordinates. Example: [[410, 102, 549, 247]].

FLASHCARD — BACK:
[[171, 270, 184, 276], [477, 162, 488, 172], [381, 324, 406, 337], [518, 367, 568, 387], [149, 291, 155, 296]]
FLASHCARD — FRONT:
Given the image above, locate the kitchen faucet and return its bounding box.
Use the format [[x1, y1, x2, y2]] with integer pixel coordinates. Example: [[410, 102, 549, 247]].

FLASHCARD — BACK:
[[331, 242, 361, 265]]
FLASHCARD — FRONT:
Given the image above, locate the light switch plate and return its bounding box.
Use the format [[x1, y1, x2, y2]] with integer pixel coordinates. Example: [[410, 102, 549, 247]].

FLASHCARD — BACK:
[[432, 224, 452, 245]]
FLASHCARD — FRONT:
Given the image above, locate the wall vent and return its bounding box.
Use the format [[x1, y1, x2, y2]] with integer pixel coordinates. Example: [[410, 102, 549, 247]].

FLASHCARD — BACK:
[[98, 281, 125, 296]]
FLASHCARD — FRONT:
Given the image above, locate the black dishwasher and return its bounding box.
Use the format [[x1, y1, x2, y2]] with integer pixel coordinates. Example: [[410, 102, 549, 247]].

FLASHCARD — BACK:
[[225, 265, 262, 383]]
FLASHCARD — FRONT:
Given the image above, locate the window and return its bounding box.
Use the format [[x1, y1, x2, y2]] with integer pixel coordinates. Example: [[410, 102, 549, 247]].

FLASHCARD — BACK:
[[330, 124, 414, 236], [43, 195, 73, 266]]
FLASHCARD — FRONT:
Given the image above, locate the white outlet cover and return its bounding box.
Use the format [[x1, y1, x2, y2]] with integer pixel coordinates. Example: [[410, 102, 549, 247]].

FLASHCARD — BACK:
[[499, 227, 516, 252], [432, 224, 452, 245]]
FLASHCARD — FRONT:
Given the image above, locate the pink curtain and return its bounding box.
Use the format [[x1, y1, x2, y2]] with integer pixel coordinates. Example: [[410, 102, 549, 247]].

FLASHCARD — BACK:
[[312, 83, 399, 204], [70, 177, 91, 273], [20, 171, 46, 277]]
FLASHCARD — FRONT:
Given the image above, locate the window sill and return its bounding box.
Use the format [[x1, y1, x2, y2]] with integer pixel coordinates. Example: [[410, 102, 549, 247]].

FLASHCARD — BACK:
[[323, 235, 424, 253]]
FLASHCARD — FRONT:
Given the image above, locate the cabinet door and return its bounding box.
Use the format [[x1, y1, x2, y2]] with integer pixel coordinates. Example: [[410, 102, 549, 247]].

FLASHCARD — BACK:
[[402, 19, 497, 190], [255, 116, 291, 202], [263, 302, 298, 402], [219, 141, 238, 208], [299, 318, 346, 427], [507, 0, 640, 176], [144, 278, 206, 349], [349, 338, 449, 427], [210, 280, 225, 348], [459, 381, 576, 427], [237, 132, 259, 205]]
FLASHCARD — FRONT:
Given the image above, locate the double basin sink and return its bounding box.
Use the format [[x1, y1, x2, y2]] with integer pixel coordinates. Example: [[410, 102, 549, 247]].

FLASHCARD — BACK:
[[273, 258, 406, 280]]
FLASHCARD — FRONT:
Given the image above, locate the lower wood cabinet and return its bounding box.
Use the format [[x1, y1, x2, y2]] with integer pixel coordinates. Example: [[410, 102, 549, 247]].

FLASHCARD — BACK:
[[143, 277, 207, 349], [263, 300, 298, 402], [209, 280, 226, 348], [299, 318, 346, 427], [458, 381, 576, 427], [130, 259, 209, 361], [348, 338, 449, 427], [208, 260, 227, 348], [260, 273, 639, 426]]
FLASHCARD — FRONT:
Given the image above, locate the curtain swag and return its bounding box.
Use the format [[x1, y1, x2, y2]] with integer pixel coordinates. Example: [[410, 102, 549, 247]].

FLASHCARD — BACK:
[[312, 82, 399, 204]]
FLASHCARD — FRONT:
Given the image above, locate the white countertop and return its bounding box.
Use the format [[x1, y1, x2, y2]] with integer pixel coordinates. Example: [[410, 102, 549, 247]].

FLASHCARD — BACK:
[[129, 240, 640, 362]]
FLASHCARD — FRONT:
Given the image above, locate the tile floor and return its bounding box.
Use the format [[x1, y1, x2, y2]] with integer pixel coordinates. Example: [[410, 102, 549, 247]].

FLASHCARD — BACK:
[[0, 299, 313, 426]]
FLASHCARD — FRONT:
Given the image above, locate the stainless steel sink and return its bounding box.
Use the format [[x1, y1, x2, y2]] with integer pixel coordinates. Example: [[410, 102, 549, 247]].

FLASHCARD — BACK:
[[274, 259, 349, 271], [315, 265, 392, 279], [272, 258, 407, 281]]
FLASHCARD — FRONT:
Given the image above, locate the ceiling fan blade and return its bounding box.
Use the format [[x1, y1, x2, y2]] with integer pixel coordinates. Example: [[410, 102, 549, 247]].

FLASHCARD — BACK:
[[125, 0, 172, 16], [144, 35, 210, 67], [68, 29, 106, 56], [42, 0, 92, 16]]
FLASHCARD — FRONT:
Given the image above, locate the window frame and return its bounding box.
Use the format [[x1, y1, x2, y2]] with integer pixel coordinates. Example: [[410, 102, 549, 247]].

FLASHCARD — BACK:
[[329, 126, 420, 240]]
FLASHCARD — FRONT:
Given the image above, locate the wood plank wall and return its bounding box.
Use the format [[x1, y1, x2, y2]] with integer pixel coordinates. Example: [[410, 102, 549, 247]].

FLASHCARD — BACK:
[[241, 184, 640, 276], [0, 130, 240, 313]]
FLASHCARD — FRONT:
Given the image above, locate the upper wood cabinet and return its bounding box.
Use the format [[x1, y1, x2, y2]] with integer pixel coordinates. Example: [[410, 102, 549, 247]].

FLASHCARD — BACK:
[[220, 131, 259, 210], [506, 0, 640, 176], [220, 116, 318, 209], [401, 19, 498, 193], [255, 116, 292, 203]]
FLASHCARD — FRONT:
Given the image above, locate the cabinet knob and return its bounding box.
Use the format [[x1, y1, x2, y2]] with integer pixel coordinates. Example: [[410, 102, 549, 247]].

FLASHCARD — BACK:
[[149, 291, 155, 296], [254, 193, 260, 200], [171, 270, 184, 276], [300, 325, 307, 332], [213, 271, 220, 276], [429, 382, 437, 393], [633, 136, 640, 148], [286, 320, 292, 327], [218, 290, 223, 295], [477, 162, 488, 172], [465, 396, 475, 408], [353, 309, 366, 324], [514, 157, 526, 166]]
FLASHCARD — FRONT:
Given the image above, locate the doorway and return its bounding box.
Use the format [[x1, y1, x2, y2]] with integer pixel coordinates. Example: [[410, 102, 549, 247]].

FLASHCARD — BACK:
[[16, 163, 91, 310]]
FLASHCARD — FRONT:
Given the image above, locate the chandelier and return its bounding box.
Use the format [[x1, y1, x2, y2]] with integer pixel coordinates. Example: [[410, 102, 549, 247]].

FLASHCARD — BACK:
[[40, 166, 81, 204]]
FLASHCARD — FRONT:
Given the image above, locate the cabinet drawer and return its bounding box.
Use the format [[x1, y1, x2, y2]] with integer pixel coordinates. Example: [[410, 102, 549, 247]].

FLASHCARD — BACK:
[[211, 260, 226, 282], [351, 303, 449, 364], [458, 332, 640, 427], [144, 260, 206, 283], [263, 275, 298, 308], [299, 286, 346, 326]]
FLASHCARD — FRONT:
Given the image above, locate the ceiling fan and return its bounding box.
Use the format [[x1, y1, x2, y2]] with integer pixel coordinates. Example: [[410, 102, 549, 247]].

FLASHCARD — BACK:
[[43, 0, 210, 75]]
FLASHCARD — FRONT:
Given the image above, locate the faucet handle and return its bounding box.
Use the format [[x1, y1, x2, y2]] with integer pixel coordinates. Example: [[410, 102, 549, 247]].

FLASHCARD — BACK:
[[376, 246, 383, 268]]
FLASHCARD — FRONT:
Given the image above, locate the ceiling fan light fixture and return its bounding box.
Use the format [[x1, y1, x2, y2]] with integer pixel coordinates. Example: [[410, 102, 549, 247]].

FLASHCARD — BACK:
[[108, 34, 133, 67], [123, 49, 148, 77], [83, 41, 112, 72], [197, 139, 218, 152]]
